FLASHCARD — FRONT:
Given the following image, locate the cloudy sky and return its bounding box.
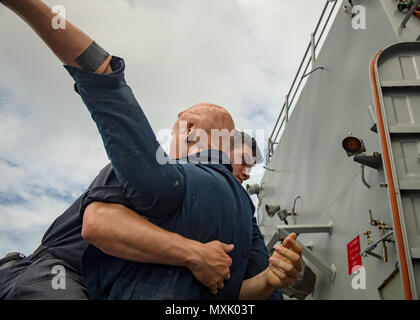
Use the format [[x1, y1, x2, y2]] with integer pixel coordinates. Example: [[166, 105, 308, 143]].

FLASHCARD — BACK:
[[0, 0, 330, 256]]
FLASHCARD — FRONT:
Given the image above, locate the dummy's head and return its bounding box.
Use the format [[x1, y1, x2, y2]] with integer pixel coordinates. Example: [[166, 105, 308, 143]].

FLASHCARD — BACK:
[[169, 103, 235, 159]]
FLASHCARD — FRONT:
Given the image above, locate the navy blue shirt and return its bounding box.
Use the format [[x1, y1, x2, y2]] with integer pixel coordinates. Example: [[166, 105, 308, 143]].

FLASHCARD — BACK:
[[81, 152, 260, 299], [48, 56, 282, 300], [41, 160, 278, 299]]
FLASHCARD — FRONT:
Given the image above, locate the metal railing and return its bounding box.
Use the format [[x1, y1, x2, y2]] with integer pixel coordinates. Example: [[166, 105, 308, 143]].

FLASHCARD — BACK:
[[266, 0, 339, 163]]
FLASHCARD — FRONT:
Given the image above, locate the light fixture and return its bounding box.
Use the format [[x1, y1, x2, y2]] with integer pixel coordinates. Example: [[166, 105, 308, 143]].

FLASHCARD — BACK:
[[265, 204, 281, 217], [342, 133, 366, 157], [354, 152, 382, 170], [246, 184, 261, 195]]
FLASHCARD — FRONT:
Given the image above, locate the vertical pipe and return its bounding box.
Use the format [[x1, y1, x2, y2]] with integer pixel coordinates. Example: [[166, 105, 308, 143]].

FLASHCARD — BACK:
[[311, 32, 316, 66]]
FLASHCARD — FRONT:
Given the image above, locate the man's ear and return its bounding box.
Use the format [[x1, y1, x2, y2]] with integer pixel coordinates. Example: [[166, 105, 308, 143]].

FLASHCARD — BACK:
[[186, 123, 196, 142]]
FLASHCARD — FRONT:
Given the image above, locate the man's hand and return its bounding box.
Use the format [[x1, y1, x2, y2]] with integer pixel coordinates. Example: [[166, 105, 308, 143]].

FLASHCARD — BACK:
[[239, 234, 302, 300], [265, 233, 302, 288], [187, 241, 234, 294]]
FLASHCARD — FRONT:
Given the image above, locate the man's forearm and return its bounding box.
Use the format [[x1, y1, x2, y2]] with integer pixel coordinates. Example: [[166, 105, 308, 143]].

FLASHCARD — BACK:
[[239, 269, 275, 300], [2, 0, 111, 73], [82, 202, 201, 269], [82, 201, 233, 293]]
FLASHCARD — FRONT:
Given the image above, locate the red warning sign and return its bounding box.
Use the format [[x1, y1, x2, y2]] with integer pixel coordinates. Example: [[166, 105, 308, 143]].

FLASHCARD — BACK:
[[347, 235, 362, 275]]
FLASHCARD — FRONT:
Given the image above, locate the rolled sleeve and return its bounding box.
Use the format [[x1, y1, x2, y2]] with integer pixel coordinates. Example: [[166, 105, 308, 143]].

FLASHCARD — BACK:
[[64, 57, 186, 219], [79, 185, 134, 220], [64, 56, 126, 93]]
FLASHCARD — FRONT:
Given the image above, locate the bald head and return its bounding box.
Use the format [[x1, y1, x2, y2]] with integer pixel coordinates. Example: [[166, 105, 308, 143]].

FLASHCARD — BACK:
[[179, 103, 234, 133], [169, 103, 235, 159]]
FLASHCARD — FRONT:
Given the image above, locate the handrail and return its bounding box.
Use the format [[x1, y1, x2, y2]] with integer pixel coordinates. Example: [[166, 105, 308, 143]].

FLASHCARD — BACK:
[[267, 0, 339, 163], [360, 230, 394, 258], [267, 226, 336, 283]]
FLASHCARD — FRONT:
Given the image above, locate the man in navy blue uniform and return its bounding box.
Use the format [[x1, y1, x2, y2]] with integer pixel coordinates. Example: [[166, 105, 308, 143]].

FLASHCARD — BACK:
[[0, 0, 302, 300]]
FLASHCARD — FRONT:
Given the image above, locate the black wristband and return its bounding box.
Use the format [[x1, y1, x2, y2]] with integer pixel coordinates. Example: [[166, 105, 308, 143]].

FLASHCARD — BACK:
[[75, 41, 110, 72]]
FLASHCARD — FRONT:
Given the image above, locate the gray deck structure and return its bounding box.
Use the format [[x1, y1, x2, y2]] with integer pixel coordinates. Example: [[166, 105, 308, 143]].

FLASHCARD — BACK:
[[257, 0, 420, 299]]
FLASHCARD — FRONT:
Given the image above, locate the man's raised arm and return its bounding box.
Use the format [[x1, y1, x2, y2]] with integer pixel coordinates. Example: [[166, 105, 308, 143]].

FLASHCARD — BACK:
[[1, 0, 112, 74]]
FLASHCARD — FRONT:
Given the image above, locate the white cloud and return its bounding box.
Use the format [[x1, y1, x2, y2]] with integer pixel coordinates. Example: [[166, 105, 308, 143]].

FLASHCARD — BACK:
[[0, 0, 326, 256]]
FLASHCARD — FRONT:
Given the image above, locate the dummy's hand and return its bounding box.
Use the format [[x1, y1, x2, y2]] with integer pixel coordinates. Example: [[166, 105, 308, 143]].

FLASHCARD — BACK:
[[265, 233, 302, 288], [0, 0, 22, 8], [187, 241, 234, 294]]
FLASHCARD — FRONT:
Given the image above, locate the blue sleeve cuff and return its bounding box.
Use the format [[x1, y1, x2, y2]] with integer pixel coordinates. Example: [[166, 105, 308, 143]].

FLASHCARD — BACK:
[[64, 56, 126, 90]]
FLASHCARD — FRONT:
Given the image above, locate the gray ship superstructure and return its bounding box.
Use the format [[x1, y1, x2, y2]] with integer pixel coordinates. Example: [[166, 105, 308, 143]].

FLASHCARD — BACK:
[[255, 0, 420, 299]]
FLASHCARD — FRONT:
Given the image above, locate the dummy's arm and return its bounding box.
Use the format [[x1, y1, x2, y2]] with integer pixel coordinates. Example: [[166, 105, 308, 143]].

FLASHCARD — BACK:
[[1, 0, 112, 74], [2, 0, 186, 218]]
